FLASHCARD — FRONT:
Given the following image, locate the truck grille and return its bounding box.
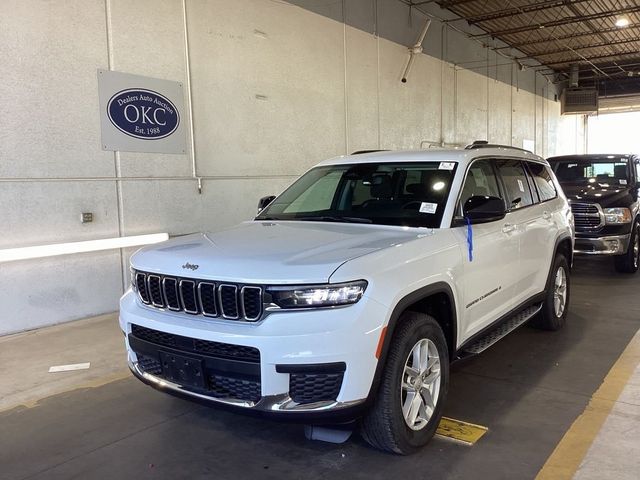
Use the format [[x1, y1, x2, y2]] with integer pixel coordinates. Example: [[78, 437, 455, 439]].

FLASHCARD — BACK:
[[133, 270, 263, 321], [570, 202, 603, 232], [131, 324, 261, 363]]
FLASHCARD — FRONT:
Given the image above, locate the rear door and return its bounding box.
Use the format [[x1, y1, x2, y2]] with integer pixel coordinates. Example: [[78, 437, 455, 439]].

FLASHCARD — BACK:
[[494, 159, 556, 306], [524, 162, 561, 296], [456, 159, 519, 340]]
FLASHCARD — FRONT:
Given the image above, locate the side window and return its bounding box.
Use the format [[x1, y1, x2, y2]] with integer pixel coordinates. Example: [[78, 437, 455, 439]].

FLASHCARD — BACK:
[[495, 160, 534, 210], [635, 160, 640, 183], [458, 159, 503, 214], [527, 162, 557, 202]]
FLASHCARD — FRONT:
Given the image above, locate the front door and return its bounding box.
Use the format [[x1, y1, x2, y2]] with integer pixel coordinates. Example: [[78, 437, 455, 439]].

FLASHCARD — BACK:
[[455, 159, 520, 340]]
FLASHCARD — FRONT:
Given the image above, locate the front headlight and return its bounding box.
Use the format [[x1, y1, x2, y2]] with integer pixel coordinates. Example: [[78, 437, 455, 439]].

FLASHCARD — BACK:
[[603, 207, 632, 224], [267, 280, 368, 309]]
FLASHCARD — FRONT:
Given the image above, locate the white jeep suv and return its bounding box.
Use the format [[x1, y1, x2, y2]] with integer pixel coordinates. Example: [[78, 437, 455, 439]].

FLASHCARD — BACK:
[[120, 143, 574, 454]]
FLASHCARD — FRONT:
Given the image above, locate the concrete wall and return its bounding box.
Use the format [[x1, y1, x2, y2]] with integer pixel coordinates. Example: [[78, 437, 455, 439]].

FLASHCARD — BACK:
[[0, 0, 584, 335]]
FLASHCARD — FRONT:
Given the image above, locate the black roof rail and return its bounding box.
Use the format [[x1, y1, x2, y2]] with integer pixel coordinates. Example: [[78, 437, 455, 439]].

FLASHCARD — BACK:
[[350, 149, 389, 155], [465, 140, 532, 154]]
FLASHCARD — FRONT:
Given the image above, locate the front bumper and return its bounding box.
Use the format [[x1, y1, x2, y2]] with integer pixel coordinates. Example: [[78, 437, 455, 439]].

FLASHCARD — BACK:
[[119, 290, 385, 420], [574, 234, 631, 255], [128, 360, 367, 423]]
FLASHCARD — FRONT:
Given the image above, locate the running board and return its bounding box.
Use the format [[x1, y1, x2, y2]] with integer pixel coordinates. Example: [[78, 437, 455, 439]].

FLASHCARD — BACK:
[[462, 303, 542, 355]]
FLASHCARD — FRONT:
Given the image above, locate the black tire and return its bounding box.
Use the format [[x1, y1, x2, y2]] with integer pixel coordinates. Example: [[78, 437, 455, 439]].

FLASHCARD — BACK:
[[360, 312, 449, 454], [532, 254, 570, 331], [614, 221, 640, 274]]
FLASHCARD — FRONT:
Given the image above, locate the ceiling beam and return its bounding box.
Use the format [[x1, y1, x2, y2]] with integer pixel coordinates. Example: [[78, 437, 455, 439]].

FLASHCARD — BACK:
[[494, 24, 640, 50], [469, 5, 640, 38], [436, 0, 483, 7], [465, 0, 591, 25], [545, 50, 640, 68], [524, 37, 640, 58]]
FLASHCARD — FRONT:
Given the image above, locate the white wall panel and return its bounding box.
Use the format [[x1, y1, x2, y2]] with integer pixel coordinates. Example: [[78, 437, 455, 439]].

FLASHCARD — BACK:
[[345, 26, 379, 152], [187, 0, 346, 177], [108, 0, 193, 178], [378, 38, 441, 149], [455, 69, 488, 145], [0, 181, 119, 249], [487, 68, 512, 146], [0, 251, 122, 334], [120, 176, 293, 237], [441, 62, 456, 145], [0, 0, 113, 178], [512, 88, 536, 150]]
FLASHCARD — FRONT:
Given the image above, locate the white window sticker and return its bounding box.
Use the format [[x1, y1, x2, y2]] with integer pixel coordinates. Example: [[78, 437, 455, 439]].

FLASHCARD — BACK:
[[439, 162, 455, 170], [419, 202, 438, 214], [517, 179, 525, 192], [620, 179, 628, 185]]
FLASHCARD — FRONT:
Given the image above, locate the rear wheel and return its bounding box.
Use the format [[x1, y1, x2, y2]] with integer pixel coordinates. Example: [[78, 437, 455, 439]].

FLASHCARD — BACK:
[[614, 221, 640, 274], [532, 254, 570, 331], [360, 312, 449, 454]]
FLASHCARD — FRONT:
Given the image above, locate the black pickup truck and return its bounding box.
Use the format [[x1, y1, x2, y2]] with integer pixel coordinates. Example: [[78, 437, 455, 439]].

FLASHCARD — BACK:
[[547, 154, 640, 273]]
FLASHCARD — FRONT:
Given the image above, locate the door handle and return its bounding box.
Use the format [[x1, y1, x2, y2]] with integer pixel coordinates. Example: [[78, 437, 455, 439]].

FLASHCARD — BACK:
[[502, 223, 516, 233], [542, 211, 552, 220]]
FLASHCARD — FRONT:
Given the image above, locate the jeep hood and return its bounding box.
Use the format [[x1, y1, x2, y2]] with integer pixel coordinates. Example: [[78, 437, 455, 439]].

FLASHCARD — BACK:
[[130, 221, 430, 284]]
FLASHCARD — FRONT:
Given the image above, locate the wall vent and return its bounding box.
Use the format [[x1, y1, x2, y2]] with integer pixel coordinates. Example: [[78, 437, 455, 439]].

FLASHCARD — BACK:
[[561, 88, 598, 115]]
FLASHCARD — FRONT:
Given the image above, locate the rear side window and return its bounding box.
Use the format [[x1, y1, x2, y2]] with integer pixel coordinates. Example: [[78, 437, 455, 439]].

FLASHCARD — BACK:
[[495, 160, 534, 210], [527, 162, 557, 202]]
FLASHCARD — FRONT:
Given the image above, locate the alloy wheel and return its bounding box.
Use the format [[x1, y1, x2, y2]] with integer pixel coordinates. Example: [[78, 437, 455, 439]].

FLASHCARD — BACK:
[[634, 226, 639, 269], [400, 338, 441, 431], [553, 266, 567, 318]]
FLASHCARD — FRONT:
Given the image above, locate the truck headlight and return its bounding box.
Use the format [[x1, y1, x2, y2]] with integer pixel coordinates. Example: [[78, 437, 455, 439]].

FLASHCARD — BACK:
[[603, 208, 632, 224], [267, 280, 368, 308]]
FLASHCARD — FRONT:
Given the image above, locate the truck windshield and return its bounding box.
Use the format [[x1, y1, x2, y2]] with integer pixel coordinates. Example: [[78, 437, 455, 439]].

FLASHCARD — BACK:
[[256, 162, 457, 228], [552, 158, 629, 185]]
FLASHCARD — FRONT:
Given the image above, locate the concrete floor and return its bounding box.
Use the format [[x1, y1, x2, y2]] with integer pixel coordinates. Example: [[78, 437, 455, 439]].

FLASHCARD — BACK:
[[1, 258, 639, 480]]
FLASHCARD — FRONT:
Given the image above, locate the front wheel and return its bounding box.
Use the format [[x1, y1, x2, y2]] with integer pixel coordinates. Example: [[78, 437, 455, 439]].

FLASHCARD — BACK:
[[532, 254, 570, 331], [614, 221, 640, 274], [360, 312, 449, 454]]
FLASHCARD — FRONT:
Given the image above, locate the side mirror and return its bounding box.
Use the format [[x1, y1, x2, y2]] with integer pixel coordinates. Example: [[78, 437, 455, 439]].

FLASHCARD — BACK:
[[463, 195, 506, 224], [257, 195, 276, 214]]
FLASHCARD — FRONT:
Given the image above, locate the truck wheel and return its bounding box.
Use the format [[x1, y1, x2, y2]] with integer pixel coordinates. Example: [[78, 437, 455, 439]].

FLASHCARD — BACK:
[[532, 254, 570, 331], [360, 312, 449, 454], [614, 222, 640, 274]]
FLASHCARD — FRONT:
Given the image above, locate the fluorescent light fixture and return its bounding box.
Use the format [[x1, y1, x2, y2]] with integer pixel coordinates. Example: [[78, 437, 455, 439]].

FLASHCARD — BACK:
[[615, 17, 630, 27], [0, 233, 169, 263]]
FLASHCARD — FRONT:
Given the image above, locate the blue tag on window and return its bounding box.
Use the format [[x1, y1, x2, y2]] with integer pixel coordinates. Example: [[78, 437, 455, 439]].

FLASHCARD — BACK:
[[465, 217, 473, 262]]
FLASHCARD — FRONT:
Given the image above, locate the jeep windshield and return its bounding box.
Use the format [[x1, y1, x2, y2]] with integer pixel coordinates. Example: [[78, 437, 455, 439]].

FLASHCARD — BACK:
[[256, 162, 457, 228], [552, 157, 629, 185]]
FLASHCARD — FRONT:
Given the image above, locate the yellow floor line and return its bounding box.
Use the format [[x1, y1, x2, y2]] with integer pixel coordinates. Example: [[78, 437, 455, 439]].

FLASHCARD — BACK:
[[536, 328, 640, 480], [0, 370, 131, 414], [436, 416, 489, 445]]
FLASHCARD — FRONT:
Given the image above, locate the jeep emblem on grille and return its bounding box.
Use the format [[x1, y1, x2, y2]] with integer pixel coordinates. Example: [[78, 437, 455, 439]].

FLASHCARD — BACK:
[[182, 262, 199, 271]]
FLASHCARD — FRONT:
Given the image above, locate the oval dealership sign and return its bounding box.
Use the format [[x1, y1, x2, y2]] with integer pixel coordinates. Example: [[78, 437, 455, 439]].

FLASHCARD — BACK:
[[107, 89, 180, 140]]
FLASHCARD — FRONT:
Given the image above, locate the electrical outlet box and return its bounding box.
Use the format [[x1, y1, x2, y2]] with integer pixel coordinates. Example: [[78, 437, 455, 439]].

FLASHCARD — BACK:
[[81, 212, 93, 223]]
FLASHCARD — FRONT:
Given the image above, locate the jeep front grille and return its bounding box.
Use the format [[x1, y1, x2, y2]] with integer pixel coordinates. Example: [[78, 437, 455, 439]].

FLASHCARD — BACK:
[[570, 202, 604, 232], [133, 270, 263, 321]]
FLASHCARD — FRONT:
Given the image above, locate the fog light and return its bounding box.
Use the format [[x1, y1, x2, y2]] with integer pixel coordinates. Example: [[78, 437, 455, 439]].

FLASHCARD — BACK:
[[605, 239, 620, 252]]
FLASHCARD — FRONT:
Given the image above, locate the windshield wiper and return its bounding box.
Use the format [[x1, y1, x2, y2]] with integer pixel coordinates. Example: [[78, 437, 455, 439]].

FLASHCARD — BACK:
[[296, 215, 373, 224]]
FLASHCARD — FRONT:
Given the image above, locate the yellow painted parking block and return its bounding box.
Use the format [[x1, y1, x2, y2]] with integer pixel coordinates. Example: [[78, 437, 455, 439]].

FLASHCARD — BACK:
[[436, 417, 489, 445]]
